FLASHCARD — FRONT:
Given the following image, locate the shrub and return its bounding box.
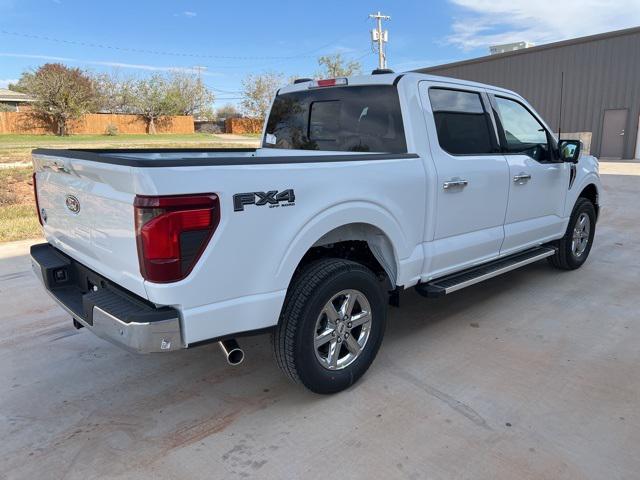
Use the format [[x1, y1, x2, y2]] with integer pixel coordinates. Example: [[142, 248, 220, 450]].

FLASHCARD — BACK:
[[105, 123, 118, 136], [196, 121, 222, 134]]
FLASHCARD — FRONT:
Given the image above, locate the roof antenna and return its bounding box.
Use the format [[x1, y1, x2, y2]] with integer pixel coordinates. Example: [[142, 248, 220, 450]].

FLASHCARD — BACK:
[[558, 71, 564, 140]]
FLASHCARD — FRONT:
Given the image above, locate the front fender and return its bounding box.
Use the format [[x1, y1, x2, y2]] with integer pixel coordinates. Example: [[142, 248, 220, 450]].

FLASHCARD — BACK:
[[563, 155, 602, 217]]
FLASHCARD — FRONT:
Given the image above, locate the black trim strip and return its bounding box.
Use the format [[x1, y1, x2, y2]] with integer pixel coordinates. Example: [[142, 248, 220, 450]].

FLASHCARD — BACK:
[[74, 147, 257, 153], [393, 74, 405, 86], [32, 148, 419, 167]]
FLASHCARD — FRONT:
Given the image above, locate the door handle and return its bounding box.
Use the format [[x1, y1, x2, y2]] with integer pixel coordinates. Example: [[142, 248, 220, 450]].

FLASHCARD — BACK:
[[620, 130, 625, 136], [513, 173, 532, 184], [443, 178, 468, 190]]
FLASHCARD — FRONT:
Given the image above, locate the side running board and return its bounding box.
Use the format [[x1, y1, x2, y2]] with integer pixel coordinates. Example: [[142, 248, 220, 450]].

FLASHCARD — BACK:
[[415, 246, 557, 298]]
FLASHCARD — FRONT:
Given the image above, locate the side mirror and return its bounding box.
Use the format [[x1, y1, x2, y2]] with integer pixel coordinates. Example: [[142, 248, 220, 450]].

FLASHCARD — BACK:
[[558, 139, 581, 163]]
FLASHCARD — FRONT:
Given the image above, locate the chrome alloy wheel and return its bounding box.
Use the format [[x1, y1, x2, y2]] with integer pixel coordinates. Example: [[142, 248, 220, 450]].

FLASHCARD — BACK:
[[571, 212, 591, 257], [313, 289, 372, 371]]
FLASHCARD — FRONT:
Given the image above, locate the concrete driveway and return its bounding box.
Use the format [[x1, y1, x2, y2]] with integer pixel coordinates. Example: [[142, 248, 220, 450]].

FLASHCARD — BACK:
[[1, 163, 639, 480]]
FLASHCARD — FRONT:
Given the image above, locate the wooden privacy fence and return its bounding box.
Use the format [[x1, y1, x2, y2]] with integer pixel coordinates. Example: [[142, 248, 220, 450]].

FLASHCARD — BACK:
[[225, 118, 263, 134], [0, 112, 194, 135]]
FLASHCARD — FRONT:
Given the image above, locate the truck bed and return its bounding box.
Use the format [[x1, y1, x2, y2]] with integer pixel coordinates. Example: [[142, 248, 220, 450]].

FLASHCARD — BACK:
[[32, 146, 421, 304]]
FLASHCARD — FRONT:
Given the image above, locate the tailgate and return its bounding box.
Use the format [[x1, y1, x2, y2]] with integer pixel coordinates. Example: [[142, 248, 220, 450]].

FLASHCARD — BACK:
[[32, 152, 147, 299]]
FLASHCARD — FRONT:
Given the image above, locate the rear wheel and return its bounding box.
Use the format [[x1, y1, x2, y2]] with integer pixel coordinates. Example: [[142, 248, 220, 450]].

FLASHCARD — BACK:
[[273, 258, 387, 394], [548, 197, 596, 270]]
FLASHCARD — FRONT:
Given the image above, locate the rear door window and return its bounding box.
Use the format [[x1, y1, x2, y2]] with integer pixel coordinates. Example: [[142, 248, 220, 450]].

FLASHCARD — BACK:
[[263, 85, 407, 153], [428, 88, 496, 155]]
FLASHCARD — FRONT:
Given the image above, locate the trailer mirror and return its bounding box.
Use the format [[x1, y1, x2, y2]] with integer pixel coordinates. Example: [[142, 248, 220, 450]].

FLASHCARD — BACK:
[[559, 139, 581, 163]]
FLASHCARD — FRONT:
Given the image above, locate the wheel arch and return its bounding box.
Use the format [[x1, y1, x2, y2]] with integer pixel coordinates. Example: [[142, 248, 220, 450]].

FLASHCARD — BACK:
[[565, 169, 601, 220], [306, 223, 398, 289], [275, 203, 409, 292], [578, 183, 600, 220]]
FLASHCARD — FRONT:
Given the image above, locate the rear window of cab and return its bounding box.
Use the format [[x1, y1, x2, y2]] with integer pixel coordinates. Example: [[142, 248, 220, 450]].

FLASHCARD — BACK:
[[263, 85, 407, 153]]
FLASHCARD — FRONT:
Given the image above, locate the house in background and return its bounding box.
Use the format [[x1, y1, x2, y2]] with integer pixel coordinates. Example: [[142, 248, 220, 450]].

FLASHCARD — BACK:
[[0, 88, 35, 112]]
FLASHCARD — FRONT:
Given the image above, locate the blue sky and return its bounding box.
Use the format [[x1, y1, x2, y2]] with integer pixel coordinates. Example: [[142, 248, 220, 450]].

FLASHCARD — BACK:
[[1, 0, 639, 106]]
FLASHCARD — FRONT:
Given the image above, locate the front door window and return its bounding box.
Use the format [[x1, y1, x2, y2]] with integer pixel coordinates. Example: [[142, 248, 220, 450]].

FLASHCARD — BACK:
[[495, 96, 552, 162]]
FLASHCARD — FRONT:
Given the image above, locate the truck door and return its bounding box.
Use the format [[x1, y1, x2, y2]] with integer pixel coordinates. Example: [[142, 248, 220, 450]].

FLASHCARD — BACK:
[[419, 83, 509, 279], [489, 94, 569, 255]]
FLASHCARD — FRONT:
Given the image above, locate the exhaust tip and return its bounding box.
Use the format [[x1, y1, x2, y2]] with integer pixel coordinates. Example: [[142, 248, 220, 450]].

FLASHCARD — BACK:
[[218, 339, 244, 366], [226, 347, 244, 365]]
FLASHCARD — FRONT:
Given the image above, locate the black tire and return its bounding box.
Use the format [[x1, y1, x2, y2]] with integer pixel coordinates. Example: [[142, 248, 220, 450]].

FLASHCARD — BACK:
[[273, 258, 387, 394], [548, 197, 596, 270]]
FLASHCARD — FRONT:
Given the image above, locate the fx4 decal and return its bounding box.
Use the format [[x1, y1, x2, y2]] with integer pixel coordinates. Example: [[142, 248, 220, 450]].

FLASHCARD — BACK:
[[233, 189, 296, 212]]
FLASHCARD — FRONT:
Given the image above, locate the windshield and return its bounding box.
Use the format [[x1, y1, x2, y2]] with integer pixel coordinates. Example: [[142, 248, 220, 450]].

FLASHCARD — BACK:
[[263, 85, 407, 153]]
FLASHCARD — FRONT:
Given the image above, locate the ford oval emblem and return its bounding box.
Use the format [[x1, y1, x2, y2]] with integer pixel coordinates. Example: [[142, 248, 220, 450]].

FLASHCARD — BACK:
[[65, 195, 80, 214]]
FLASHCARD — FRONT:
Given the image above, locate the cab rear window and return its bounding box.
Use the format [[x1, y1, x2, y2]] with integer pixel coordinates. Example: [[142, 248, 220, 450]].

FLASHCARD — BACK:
[[263, 85, 407, 153]]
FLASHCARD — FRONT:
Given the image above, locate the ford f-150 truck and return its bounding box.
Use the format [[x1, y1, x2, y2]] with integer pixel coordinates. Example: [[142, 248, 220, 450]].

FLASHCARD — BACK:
[[31, 72, 601, 393]]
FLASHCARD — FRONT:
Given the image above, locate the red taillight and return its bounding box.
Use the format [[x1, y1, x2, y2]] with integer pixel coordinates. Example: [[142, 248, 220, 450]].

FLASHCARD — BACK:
[[32, 172, 43, 226], [134, 193, 220, 283]]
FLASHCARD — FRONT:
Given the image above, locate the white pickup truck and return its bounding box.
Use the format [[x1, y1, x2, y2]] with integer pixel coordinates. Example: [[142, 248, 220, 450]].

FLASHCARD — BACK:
[[31, 72, 601, 393]]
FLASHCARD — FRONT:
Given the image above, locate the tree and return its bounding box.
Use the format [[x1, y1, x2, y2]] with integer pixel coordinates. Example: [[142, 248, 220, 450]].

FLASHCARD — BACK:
[[129, 74, 178, 134], [18, 63, 97, 135], [94, 71, 214, 130], [316, 53, 361, 79], [240, 72, 284, 119], [167, 73, 215, 120], [7, 81, 29, 94], [98, 72, 215, 134], [94, 73, 136, 114]]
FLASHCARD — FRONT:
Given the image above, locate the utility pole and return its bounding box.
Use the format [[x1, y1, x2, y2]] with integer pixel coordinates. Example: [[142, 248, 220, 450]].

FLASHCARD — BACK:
[[369, 11, 390, 69]]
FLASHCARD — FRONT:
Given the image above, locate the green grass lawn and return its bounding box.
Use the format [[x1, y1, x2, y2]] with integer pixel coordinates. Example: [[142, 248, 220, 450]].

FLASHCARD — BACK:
[[0, 166, 33, 206], [0, 167, 41, 242], [0, 204, 40, 243]]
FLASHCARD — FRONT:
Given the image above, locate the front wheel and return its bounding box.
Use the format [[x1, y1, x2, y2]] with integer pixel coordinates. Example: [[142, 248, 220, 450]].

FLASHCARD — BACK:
[[548, 197, 596, 270], [273, 259, 387, 394]]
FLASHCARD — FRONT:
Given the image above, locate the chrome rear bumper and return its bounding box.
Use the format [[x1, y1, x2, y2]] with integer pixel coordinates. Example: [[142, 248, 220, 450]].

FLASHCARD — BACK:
[[30, 243, 184, 354]]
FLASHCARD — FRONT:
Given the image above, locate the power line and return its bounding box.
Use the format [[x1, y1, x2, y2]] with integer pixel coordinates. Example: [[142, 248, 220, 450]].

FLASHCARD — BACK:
[[1, 27, 373, 98], [0, 29, 351, 61], [353, 51, 375, 62], [210, 87, 242, 94], [147, 48, 372, 77]]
